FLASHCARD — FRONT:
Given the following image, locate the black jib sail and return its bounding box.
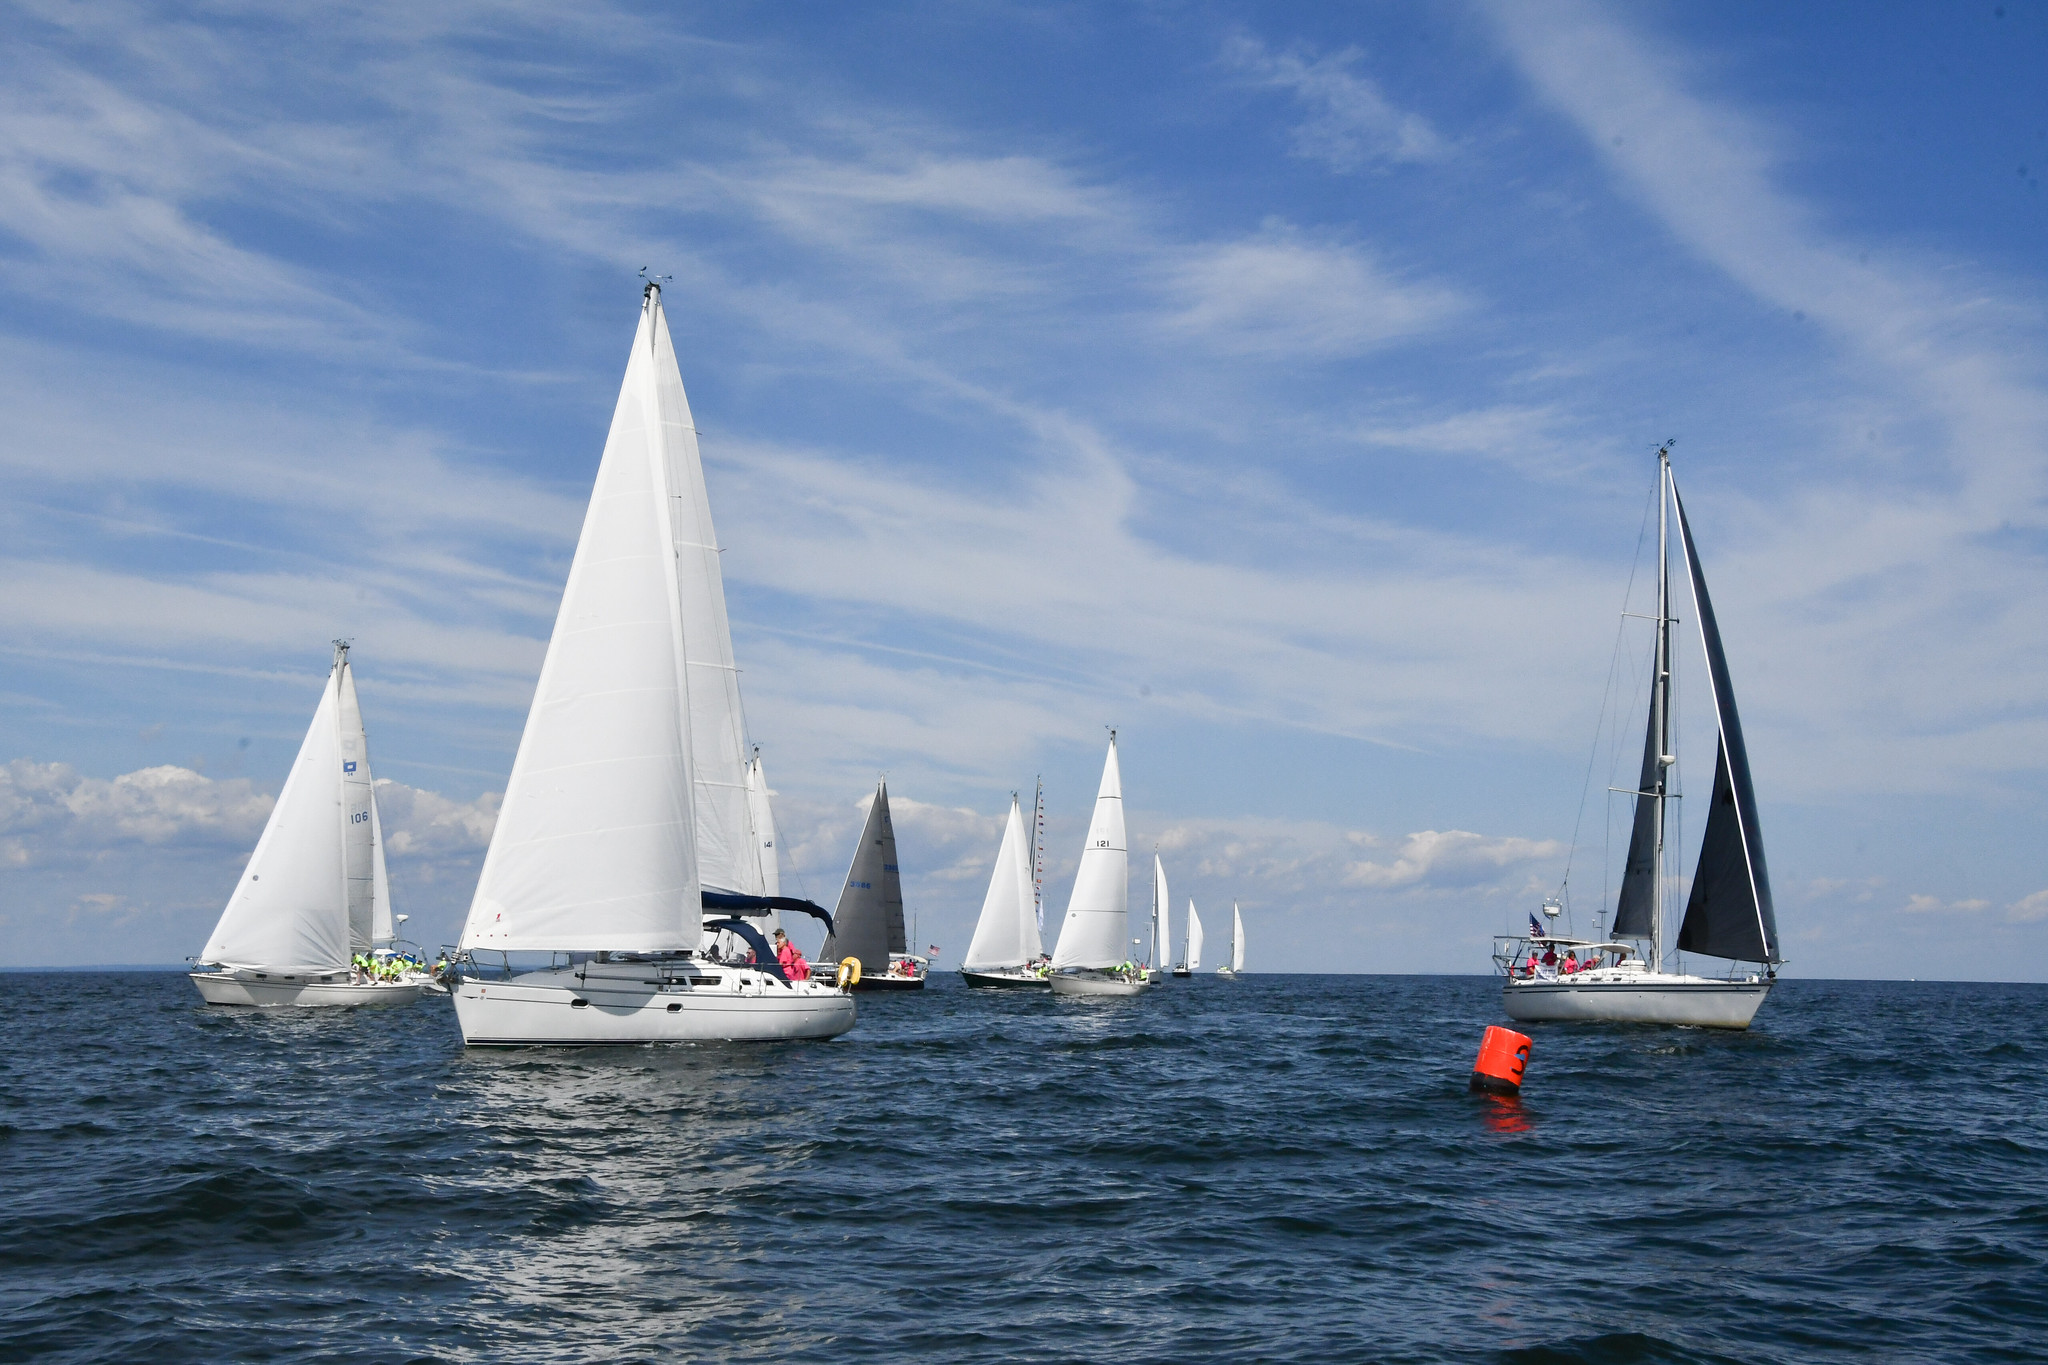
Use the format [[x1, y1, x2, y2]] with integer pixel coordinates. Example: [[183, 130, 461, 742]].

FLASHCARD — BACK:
[[1672, 484, 1780, 964], [820, 780, 904, 969], [1611, 702, 1662, 940]]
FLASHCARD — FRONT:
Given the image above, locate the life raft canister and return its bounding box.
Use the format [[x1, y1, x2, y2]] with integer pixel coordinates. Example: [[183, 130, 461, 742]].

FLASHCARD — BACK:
[[837, 958, 862, 989], [1470, 1025, 1532, 1095]]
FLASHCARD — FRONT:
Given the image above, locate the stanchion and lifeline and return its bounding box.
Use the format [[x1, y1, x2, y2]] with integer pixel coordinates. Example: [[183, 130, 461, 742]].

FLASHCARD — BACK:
[[1470, 1025, 1531, 1095]]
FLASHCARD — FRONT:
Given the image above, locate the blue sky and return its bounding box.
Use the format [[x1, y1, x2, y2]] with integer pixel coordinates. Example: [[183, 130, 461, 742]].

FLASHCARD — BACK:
[[2, 1, 2044, 976]]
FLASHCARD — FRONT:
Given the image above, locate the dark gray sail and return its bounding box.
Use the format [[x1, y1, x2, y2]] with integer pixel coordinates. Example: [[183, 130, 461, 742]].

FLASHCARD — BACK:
[[820, 780, 902, 971], [1611, 701, 1661, 939], [1672, 486, 1779, 964]]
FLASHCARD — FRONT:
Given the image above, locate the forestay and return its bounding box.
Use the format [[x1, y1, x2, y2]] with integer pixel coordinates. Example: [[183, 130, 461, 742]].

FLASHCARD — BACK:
[[461, 287, 702, 954], [1051, 736, 1129, 970]]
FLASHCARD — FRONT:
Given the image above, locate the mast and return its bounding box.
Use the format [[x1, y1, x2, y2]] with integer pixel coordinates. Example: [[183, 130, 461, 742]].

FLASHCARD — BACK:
[[1032, 777, 1046, 937], [1651, 443, 1673, 974]]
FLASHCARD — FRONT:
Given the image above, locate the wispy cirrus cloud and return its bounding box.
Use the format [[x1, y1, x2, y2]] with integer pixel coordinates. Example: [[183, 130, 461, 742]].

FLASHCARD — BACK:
[[1221, 34, 1450, 170]]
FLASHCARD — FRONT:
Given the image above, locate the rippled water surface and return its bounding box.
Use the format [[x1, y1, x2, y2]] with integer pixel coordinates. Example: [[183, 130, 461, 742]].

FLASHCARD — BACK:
[[3, 973, 2044, 1364]]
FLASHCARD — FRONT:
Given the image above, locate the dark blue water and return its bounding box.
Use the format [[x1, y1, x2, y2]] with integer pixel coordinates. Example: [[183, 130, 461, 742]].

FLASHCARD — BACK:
[[2, 974, 2044, 1364]]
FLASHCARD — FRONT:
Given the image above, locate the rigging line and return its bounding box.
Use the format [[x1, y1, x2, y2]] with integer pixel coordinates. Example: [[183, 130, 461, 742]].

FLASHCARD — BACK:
[[1560, 473, 1661, 904]]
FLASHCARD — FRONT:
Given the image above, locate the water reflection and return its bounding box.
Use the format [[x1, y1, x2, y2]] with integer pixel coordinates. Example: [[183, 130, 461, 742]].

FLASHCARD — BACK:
[[1476, 1092, 1532, 1134]]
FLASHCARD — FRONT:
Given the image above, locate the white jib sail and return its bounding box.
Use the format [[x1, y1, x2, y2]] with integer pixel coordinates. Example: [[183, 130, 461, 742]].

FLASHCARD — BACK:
[[337, 653, 376, 954], [1151, 853, 1170, 967], [369, 783, 394, 946], [460, 287, 702, 954], [201, 664, 350, 973], [1186, 900, 1204, 970], [1232, 903, 1246, 972], [1051, 736, 1129, 970], [964, 796, 1037, 970], [658, 317, 760, 898]]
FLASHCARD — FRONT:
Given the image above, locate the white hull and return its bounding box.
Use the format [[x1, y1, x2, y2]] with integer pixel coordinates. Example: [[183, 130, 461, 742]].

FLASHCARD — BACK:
[[1502, 973, 1770, 1029], [190, 972, 426, 1008], [1216, 967, 1238, 978], [452, 962, 855, 1045], [1048, 971, 1147, 998], [960, 967, 1050, 989]]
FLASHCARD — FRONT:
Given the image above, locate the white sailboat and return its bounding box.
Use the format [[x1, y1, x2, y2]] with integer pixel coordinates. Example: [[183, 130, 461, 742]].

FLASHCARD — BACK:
[[190, 643, 423, 1007], [960, 794, 1048, 988], [449, 282, 854, 1045], [1144, 853, 1170, 983], [1172, 899, 1202, 977], [1216, 903, 1245, 977], [1049, 733, 1147, 997], [1494, 444, 1778, 1028]]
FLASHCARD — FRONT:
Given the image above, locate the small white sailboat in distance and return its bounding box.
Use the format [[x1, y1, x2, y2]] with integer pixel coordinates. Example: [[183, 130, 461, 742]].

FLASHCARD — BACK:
[[1216, 903, 1245, 977], [1494, 443, 1778, 1028], [191, 643, 423, 1007], [1145, 853, 1170, 983], [1172, 899, 1202, 977], [449, 281, 853, 1045], [1049, 732, 1147, 997], [960, 794, 1048, 988]]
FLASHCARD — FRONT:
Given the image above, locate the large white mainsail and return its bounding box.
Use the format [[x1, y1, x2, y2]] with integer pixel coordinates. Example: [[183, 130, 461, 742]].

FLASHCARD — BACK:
[[1185, 900, 1204, 971], [1231, 904, 1246, 972], [963, 795, 1039, 970], [460, 287, 702, 955], [665, 342, 761, 898], [201, 661, 351, 974], [336, 656, 377, 954], [1051, 736, 1129, 970]]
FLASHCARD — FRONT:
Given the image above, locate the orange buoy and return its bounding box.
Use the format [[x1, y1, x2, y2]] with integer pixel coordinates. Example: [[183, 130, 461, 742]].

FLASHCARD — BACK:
[[1470, 1025, 1532, 1095]]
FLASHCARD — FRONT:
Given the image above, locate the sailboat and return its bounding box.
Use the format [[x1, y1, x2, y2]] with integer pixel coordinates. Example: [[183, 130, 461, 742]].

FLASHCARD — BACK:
[[959, 794, 1049, 988], [190, 643, 424, 1007], [448, 282, 854, 1045], [1048, 733, 1147, 997], [1144, 853, 1170, 983], [1494, 444, 1778, 1028], [1216, 903, 1245, 977], [1172, 899, 1202, 977], [818, 781, 926, 990]]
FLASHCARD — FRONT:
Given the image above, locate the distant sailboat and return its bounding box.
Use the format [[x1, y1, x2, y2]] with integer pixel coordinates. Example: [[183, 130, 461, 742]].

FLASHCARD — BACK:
[[1495, 444, 1778, 1028], [1145, 853, 1170, 983], [1216, 903, 1245, 977], [190, 643, 423, 1007], [819, 781, 926, 990], [1049, 733, 1147, 997], [448, 282, 853, 1045], [960, 794, 1048, 988], [1172, 899, 1202, 977]]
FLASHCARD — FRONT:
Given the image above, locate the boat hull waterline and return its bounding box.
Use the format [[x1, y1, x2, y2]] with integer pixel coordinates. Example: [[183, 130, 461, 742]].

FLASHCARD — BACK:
[[960, 968, 1050, 989], [453, 964, 856, 1045], [189, 973, 426, 1008], [1502, 976, 1770, 1029], [1048, 971, 1148, 998]]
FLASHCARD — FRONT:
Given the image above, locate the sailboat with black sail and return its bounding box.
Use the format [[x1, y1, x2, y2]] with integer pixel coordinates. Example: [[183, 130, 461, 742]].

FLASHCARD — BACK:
[[960, 794, 1048, 988], [449, 282, 853, 1045], [818, 780, 926, 990], [1494, 444, 1779, 1028]]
